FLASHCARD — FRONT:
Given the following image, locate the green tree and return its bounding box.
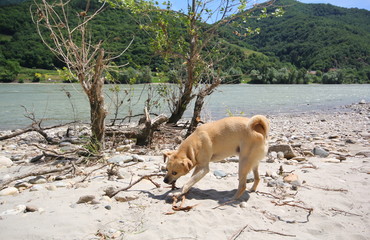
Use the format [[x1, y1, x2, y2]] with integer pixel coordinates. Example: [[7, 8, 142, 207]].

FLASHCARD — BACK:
[[0, 58, 20, 82]]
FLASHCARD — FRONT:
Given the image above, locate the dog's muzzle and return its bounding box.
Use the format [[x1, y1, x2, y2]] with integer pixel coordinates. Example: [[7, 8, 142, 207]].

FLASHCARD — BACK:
[[163, 176, 176, 185]]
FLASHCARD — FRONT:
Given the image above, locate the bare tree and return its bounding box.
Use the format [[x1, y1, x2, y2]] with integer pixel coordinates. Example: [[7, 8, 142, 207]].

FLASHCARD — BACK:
[[31, 0, 131, 151]]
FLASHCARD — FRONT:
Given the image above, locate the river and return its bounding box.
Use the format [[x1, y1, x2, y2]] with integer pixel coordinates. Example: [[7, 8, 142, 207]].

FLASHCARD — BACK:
[[0, 83, 369, 130]]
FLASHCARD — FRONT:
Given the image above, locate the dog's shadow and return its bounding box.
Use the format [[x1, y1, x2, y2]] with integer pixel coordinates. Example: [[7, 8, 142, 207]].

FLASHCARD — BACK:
[[147, 187, 250, 207]]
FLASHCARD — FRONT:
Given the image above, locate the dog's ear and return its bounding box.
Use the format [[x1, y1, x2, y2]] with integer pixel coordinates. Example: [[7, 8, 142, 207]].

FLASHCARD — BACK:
[[182, 158, 193, 172], [163, 151, 174, 163]]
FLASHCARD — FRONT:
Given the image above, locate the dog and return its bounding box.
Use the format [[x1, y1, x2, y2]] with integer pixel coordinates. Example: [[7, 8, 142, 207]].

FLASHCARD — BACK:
[[163, 115, 269, 200]]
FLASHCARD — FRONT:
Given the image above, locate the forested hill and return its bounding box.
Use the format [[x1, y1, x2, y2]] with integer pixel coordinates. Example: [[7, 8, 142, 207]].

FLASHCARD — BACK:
[[1, 0, 370, 83], [222, 0, 370, 72]]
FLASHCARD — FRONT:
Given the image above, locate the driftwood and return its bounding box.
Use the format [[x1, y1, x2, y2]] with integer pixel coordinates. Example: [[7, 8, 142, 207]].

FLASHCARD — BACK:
[[0, 165, 73, 189], [106, 108, 168, 146], [105, 173, 165, 198]]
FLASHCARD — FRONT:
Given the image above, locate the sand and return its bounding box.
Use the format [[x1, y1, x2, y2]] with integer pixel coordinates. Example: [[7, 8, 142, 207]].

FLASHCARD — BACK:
[[0, 103, 369, 240]]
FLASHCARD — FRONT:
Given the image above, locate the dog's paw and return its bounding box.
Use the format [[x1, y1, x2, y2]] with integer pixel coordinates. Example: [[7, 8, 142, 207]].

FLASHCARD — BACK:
[[167, 189, 183, 198]]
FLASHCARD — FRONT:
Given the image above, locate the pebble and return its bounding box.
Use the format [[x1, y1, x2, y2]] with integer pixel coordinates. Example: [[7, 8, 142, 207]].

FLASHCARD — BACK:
[[14, 182, 32, 189], [45, 185, 57, 191], [0, 156, 13, 167], [108, 155, 134, 165], [77, 195, 96, 204], [25, 205, 38, 212], [356, 151, 370, 157], [30, 185, 45, 191], [277, 152, 285, 160], [114, 193, 139, 202], [283, 173, 299, 183], [105, 205, 112, 210], [0, 205, 26, 216], [213, 170, 227, 178], [246, 173, 254, 183], [291, 157, 306, 162], [268, 144, 296, 159], [0, 187, 19, 196], [313, 147, 329, 158], [28, 176, 47, 184], [240, 202, 248, 208], [132, 154, 145, 162], [116, 145, 131, 152]]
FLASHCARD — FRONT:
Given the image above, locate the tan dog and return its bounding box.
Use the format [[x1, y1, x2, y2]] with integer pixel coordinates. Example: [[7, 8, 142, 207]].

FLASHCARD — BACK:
[[163, 115, 269, 200]]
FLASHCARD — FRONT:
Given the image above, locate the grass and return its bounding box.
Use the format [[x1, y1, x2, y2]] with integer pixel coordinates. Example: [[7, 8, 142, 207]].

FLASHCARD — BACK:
[[17, 67, 63, 83]]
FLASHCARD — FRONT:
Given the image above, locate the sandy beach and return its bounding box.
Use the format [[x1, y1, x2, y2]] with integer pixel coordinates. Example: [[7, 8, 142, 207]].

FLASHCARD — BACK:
[[0, 103, 369, 240]]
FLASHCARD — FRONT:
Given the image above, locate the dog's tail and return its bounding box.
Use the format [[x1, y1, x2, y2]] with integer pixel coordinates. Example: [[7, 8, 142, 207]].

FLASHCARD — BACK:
[[248, 115, 270, 140]]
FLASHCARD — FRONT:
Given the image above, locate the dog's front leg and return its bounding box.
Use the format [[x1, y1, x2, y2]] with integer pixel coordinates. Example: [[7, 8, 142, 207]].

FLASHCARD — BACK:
[[181, 165, 209, 195]]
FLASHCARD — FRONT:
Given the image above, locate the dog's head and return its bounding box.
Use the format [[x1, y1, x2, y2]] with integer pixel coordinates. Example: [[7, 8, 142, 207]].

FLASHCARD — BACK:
[[163, 150, 193, 185]]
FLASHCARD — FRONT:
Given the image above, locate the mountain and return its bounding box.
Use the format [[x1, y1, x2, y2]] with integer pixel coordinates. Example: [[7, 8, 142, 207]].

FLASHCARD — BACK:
[[1, 0, 370, 83], [221, 0, 370, 73]]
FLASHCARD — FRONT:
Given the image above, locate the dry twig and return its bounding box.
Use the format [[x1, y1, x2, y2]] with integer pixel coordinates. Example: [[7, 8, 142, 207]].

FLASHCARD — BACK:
[[330, 208, 362, 217], [229, 224, 296, 240]]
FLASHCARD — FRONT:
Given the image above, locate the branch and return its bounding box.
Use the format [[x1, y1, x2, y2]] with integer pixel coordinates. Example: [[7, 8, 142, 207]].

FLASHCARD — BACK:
[[0, 165, 73, 189], [105, 173, 165, 198]]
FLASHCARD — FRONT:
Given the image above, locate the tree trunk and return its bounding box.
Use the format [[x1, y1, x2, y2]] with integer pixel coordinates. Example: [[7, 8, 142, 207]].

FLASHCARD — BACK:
[[186, 93, 205, 137], [86, 49, 107, 152]]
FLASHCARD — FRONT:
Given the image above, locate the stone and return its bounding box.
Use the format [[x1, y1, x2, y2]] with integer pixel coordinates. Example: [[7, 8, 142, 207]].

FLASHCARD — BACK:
[[114, 193, 139, 202], [116, 145, 131, 152], [268, 145, 296, 159], [29, 176, 47, 184], [239, 202, 248, 208], [108, 155, 133, 165], [269, 151, 278, 159], [77, 195, 95, 204], [10, 155, 23, 161], [213, 170, 227, 178], [132, 154, 145, 162], [105, 205, 112, 210], [291, 157, 306, 162], [1, 205, 26, 216], [355, 151, 370, 157], [14, 182, 32, 189], [359, 99, 366, 104], [283, 173, 299, 183], [246, 173, 254, 183], [59, 141, 72, 147], [313, 147, 329, 158], [303, 151, 315, 157], [30, 185, 44, 191], [45, 185, 57, 191], [25, 205, 38, 212], [277, 152, 285, 160], [345, 139, 356, 144], [0, 187, 19, 196], [265, 170, 272, 177], [0, 156, 13, 167]]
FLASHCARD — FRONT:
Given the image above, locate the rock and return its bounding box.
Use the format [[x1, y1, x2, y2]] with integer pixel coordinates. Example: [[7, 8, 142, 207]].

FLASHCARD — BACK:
[[30, 185, 44, 191], [313, 147, 329, 158], [265, 170, 272, 177], [269, 151, 278, 159], [116, 145, 131, 152], [45, 185, 57, 191], [213, 170, 227, 178], [25, 205, 38, 212], [336, 155, 347, 161], [356, 151, 370, 157], [10, 155, 23, 161], [105, 205, 112, 210], [345, 139, 356, 144], [132, 154, 145, 162], [303, 151, 315, 157], [267, 180, 288, 188], [291, 157, 306, 162], [28, 176, 47, 184], [268, 145, 296, 159], [108, 155, 133, 165], [0, 187, 19, 196], [77, 195, 95, 204], [239, 202, 248, 208], [359, 99, 366, 104], [283, 173, 299, 183], [1, 205, 26, 216], [246, 173, 254, 183], [0, 156, 13, 167], [14, 182, 32, 189], [328, 135, 339, 139], [59, 141, 72, 147], [277, 152, 285, 160], [114, 193, 139, 202]]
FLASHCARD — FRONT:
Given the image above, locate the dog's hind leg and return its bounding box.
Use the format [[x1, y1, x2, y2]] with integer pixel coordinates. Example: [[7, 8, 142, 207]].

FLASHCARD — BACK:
[[249, 165, 260, 192], [233, 156, 255, 200]]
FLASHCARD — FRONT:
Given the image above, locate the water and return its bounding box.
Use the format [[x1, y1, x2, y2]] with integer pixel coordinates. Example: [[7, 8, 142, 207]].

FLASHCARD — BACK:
[[0, 83, 369, 130]]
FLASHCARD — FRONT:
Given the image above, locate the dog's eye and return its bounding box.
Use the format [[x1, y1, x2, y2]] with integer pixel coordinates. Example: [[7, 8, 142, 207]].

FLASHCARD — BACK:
[[172, 171, 177, 176]]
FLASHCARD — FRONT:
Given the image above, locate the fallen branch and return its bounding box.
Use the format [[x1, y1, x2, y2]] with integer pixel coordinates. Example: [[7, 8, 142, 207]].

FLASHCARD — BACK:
[[0, 165, 73, 189], [256, 191, 282, 200], [306, 184, 348, 192], [106, 173, 165, 198], [229, 224, 296, 240], [272, 201, 313, 223], [330, 208, 362, 217], [79, 163, 110, 183]]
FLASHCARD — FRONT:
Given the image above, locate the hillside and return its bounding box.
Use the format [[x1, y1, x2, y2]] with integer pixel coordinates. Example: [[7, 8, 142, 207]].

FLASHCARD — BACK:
[[1, 0, 370, 83], [221, 0, 370, 74]]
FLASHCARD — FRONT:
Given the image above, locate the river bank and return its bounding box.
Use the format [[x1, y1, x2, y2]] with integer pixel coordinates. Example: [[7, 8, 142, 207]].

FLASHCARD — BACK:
[[0, 103, 369, 239]]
